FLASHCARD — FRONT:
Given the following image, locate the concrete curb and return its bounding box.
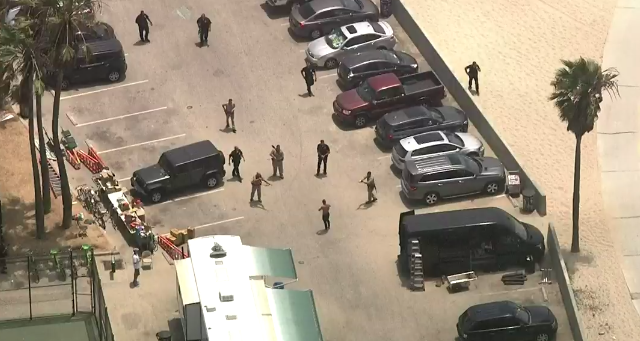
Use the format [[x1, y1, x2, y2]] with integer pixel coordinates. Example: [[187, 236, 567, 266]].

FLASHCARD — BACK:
[[392, 0, 547, 216], [547, 223, 585, 341]]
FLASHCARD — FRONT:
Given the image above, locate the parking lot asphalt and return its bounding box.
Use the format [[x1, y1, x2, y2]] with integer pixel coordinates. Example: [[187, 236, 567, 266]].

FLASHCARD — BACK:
[[39, 1, 569, 340]]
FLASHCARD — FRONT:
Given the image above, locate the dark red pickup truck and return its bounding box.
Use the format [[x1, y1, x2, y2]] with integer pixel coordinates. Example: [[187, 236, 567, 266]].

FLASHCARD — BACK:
[[333, 71, 446, 128]]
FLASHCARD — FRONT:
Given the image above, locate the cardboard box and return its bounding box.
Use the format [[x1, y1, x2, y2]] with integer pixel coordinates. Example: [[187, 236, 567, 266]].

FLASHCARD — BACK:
[[170, 229, 180, 238]]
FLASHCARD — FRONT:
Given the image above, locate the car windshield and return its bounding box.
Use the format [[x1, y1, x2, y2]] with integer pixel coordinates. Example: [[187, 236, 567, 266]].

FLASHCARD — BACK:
[[341, 0, 362, 10], [427, 108, 445, 123], [467, 157, 482, 174], [444, 132, 464, 146], [157, 155, 173, 173], [515, 306, 531, 325], [325, 29, 348, 49], [299, 4, 316, 20], [506, 215, 528, 240], [356, 81, 376, 102]]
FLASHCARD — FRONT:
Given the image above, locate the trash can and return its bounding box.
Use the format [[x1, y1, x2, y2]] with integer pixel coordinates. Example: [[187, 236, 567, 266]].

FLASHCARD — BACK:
[[521, 188, 535, 213], [380, 0, 392, 18], [273, 282, 285, 289], [156, 331, 172, 341]]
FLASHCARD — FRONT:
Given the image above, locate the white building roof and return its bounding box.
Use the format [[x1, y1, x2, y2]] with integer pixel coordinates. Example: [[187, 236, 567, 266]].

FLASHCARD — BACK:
[[182, 235, 323, 341]]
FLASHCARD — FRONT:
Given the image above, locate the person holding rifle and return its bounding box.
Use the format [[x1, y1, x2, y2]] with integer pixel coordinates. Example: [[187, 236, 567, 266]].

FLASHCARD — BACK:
[[250, 173, 271, 203], [360, 171, 377, 203]]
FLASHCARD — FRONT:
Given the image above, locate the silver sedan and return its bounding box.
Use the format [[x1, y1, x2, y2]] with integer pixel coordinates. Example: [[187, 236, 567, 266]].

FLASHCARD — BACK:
[[305, 21, 396, 69]]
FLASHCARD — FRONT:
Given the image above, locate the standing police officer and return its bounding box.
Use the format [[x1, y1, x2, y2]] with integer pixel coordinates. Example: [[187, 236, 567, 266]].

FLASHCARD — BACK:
[[359, 171, 377, 203], [465, 61, 481, 95], [197, 14, 212, 46], [270, 145, 284, 179], [300, 62, 317, 97], [135, 10, 153, 43], [229, 146, 245, 182], [316, 140, 330, 175]]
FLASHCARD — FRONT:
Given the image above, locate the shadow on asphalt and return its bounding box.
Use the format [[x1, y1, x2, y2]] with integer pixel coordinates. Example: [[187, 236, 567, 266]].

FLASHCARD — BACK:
[[259, 2, 291, 20]]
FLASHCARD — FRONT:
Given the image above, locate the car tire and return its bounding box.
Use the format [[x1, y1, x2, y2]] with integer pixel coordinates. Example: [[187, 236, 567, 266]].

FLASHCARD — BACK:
[[424, 192, 439, 206], [535, 333, 550, 341], [107, 70, 121, 83], [467, 152, 479, 158], [291, 2, 300, 10], [484, 181, 502, 195], [324, 58, 338, 69], [61, 79, 70, 90], [204, 174, 220, 188], [310, 29, 322, 39], [376, 46, 387, 50], [150, 190, 163, 203], [354, 115, 368, 128]]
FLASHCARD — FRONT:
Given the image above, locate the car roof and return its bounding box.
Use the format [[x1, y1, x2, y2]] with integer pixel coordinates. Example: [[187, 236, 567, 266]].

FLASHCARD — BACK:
[[400, 207, 518, 237], [312, 0, 361, 11], [341, 50, 399, 68], [162, 140, 220, 166], [405, 153, 466, 175], [341, 21, 389, 38], [82, 39, 123, 55], [400, 131, 447, 151], [466, 301, 520, 321], [367, 73, 401, 92]]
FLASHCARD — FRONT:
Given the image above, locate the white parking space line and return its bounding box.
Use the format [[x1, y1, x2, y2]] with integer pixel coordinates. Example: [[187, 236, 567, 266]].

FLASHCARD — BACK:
[[125, 53, 129, 56], [318, 74, 337, 80], [377, 155, 390, 160], [156, 189, 225, 206], [280, 23, 289, 26], [73, 107, 168, 127], [60, 80, 149, 100], [193, 217, 245, 229], [97, 134, 186, 155], [299, 49, 306, 53], [118, 177, 131, 182]]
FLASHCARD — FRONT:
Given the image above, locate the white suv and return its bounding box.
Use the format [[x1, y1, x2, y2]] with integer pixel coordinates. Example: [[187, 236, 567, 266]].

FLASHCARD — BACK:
[[391, 130, 484, 170]]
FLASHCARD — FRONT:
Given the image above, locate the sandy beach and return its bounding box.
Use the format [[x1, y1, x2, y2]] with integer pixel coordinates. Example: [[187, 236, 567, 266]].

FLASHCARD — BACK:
[[400, 0, 640, 339]]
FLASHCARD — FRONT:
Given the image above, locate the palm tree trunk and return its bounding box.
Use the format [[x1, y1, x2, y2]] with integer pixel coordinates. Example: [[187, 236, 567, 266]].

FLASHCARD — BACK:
[[26, 74, 45, 239], [35, 93, 51, 214], [52, 71, 72, 229], [571, 135, 582, 253]]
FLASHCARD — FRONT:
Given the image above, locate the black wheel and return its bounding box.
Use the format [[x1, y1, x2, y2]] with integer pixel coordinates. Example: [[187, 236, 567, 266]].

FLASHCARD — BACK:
[[536, 333, 550, 341], [205, 174, 220, 188], [324, 58, 338, 69], [61, 78, 70, 90], [310, 29, 322, 39], [150, 190, 163, 203], [484, 181, 502, 195], [424, 192, 439, 206], [354, 115, 368, 128], [107, 70, 121, 83], [467, 152, 479, 158]]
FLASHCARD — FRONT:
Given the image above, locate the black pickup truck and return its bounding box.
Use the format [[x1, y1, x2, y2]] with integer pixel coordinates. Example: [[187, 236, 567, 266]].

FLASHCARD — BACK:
[[333, 71, 446, 128]]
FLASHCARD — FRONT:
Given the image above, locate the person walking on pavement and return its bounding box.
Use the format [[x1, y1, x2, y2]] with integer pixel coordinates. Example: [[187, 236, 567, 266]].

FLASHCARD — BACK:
[[197, 14, 212, 46], [359, 171, 377, 203], [316, 140, 330, 175], [465, 61, 481, 95], [270, 145, 284, 178], [132, 248, 141, 287], [229, 146, 245, 181], [300, 62, 317, 97], [250, 172, 271, 203], [318, 199, 331, 231], [222, 99, 236, 132], [135, 10, 153, 43]]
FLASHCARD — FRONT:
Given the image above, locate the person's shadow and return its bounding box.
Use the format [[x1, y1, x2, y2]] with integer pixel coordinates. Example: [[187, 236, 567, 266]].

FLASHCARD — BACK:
[[219, 127, 235, 134], [298, 93, 311, 98], [357, 201, 375, 210], [316, 229, 328, 235], [250, 201, 267, 210]]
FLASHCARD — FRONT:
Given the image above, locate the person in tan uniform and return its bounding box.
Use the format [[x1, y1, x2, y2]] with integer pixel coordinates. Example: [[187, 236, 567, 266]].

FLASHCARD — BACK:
[[360, 171, 377, 203], [270, 145, 284, 179], [318, 199, 331, 230], [250, 172, 271, 203]]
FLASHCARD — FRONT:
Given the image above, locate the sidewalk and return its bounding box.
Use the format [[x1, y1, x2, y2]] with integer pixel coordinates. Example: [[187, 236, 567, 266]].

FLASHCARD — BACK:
[[598, 0, 640, 315]]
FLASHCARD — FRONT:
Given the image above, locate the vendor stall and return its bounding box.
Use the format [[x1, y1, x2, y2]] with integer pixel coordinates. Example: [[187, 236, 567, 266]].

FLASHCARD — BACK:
[[93, 170, 156, 252]]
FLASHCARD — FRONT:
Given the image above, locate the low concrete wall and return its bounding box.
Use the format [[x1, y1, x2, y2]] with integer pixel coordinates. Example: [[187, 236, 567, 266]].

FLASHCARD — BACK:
[[392, 0, 547, 216], [547, 223, 585, 341]]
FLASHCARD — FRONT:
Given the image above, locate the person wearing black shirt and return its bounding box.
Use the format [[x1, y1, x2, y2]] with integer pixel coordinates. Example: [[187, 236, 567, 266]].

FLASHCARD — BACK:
[[229, 146, 245, 181], [197, 14, 212, 46], [464, 61, 481, 95], [300, 63, 317, 97], [135, 10, 153, 43], [316, 140, 330, 175]]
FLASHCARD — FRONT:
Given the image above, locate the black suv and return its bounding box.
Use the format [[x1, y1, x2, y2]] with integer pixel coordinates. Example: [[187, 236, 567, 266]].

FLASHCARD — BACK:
[[337, 50, 419, 89], [457, 301, 558, 341], [375, 105, 468, 147], [131, 141, 226, 203]]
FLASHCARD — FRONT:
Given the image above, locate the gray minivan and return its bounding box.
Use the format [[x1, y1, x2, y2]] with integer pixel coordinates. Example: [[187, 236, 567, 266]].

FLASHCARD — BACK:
[[400, 153, 506, 205]]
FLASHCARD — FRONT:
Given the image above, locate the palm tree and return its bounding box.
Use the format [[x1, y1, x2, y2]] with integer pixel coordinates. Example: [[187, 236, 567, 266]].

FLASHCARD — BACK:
[[40, 0, 101, 229], [0, 22, 46, 238], [549, 57, 619, 253]]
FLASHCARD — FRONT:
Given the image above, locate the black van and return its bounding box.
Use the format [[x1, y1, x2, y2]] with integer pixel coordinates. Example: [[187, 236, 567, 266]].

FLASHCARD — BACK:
[[131, 141, 226, 203], [398, 207, 545, 276], [47, 39, 127, 90]]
